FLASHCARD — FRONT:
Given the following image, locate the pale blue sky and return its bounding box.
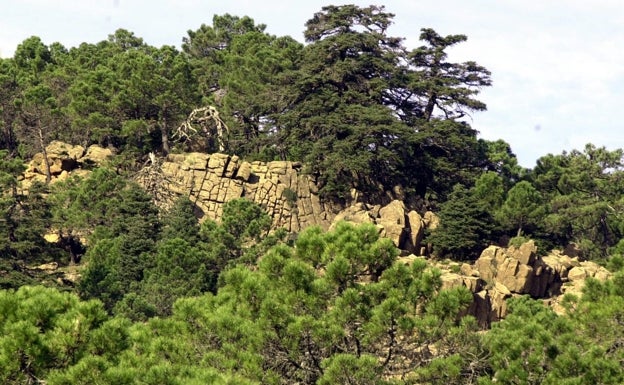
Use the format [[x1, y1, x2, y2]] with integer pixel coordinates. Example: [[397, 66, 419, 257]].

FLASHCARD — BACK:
[[1, 0, 623, 168]]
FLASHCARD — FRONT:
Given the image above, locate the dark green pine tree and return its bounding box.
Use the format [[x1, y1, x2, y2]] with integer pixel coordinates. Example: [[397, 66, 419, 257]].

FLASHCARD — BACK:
[[497, 180, 543, 238], [0, 58, 20, 153], [79, 183, 161, 312], [0, 151, 55, 265], [278, 5, 418, 201], [529, 144, 624, 260], [402, 28, 492, 202], [160, 196, 200, 244], [113, 184, 160, 292], [427, 184, 494, 260], [407, 28, 491, 122], [0, 286, 110, 384]]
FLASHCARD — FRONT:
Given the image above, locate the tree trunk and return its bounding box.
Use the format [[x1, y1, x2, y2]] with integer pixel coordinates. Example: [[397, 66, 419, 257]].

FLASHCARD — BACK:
[[37, 124, 51, 184], [161, 116, 170, 155], [160, 103, 171, 156], [424, 91, 437, 122]]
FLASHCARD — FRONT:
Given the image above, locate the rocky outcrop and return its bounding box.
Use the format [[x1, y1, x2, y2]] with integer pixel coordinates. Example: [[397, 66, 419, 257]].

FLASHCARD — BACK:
[[331, 200, 437, 254], [21, 141, 112, 189], [23, 144, 439, 238], [22, 144, 440, 241], [159, 152, 344, 231], [430, 241, 612, 327], [22, 144, 615, 327], [21, 144, 341, 231]]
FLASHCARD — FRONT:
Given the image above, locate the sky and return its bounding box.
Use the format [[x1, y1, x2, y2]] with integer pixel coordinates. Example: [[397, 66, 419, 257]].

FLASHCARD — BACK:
[[1, 0, 623, 168]]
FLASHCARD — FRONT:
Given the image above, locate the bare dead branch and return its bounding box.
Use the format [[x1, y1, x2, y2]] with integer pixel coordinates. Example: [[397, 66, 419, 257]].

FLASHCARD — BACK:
[[173, 106, 230, 152]]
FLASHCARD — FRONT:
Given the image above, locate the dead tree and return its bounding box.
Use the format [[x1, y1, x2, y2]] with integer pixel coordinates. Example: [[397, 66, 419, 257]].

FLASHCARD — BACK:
[[173, 106, 229, 152], [134, 152, 178, 210]]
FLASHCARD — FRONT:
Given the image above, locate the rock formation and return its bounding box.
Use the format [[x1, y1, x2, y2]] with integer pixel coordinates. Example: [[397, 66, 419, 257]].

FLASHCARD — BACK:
[[159, 152, 344, 232], [429, 240, 612, 327], [21, 142, 614, 326], [329, 199, 438, 255], [21, 141, 113, 189], [24, 142, 437, 254]]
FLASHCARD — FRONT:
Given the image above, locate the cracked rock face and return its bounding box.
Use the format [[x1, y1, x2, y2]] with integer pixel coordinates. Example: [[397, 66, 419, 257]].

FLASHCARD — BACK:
[[24, 143, 434, 252], [158, 153, 342, 232]]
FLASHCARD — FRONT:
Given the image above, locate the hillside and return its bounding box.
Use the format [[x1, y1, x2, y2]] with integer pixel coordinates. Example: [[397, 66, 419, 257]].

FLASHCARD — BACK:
[[17, 141, 616, 324], [0, 141, 621, 384], [1, 4, 624, 383]]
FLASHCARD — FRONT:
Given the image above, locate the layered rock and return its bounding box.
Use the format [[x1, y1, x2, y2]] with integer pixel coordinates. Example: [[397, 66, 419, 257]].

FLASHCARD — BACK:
[[22, 143, 615, 328], [21, 144, 340, 231], [22, 144, 442, 242], [159, 152, 344, 231], [157, 154, 438, 241]]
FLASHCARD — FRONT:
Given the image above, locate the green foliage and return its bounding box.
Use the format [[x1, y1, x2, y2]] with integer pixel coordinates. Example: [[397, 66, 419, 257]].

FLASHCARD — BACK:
[[317, 354, 383, 385], [214, 31, 302, 157], [76, 196, 273, 320], [497, 180, 544, 237], [74, 177, 161, 312], [606, 253, 624, 272], [48, 168, 128, 241], [160, 196, 200, 243], [210, 222, 473, 383], [6, 8, 624, 384], [427, 184, 495, 260], [199, 198, 273, 270], [529, 144, 624, 259], [274, 5, 492, 202], [508, 235, 532, 248], [282, 187, 297, 207], [482, 296, 567, 384], [1, 6, 496, 206], [413, 317, 489, 384], [280, 4, 413, 199], [0, 286, 108, 384], [0, 58, 21, 153], [408, 28, 491, 122], [482, 139, 524, 188], [0, 152, 56, 265], [1, 227, 624, 384], [221, 197, 271, 242], [417, 120, 487, 201], [473, 171, 505, 210], [131, 238, 211, 317], [481, 291, 624, 384]]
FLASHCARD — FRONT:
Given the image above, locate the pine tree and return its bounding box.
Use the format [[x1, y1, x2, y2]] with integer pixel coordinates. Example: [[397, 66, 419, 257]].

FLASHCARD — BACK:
[[427, 184, 494, 259]]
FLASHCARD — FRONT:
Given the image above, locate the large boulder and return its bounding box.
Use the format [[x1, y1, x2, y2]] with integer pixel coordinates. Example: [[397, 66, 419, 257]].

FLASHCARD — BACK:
[[473, 241, 549, 297], [377, 200, 408, 248], [80, 145, 113, 165], [236, 161, 252, 182], [423, 211, 440, 230], [405, 210, 425, 254], [510, 241, 537, 265], [330, 200, 431, 253], [332, 200, 429, 253], [46, 140, 85, 160]]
